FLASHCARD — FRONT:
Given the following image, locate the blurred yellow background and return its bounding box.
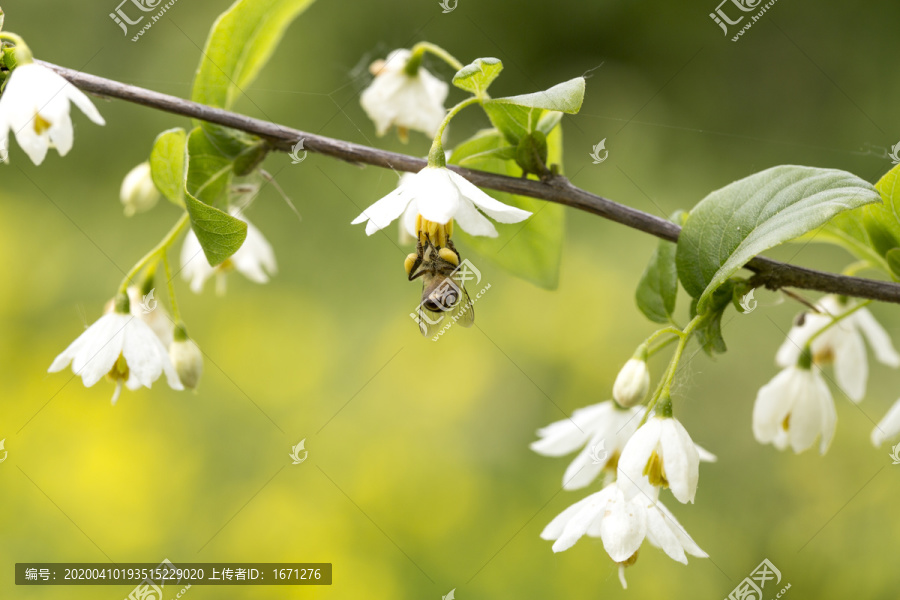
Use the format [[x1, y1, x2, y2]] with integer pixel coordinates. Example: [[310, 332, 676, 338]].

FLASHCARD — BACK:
[[2, 0, 900, 598]]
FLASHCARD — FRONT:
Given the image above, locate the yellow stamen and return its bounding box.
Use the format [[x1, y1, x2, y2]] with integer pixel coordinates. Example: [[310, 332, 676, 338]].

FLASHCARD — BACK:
[[415, 214, 453, 247], [106, 353, 130, 383], [643, 450, 669, 488], [33, 113, 52, 135]]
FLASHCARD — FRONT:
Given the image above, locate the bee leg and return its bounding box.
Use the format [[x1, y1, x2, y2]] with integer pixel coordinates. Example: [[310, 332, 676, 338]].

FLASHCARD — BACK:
[[446, 239, 462, 262]]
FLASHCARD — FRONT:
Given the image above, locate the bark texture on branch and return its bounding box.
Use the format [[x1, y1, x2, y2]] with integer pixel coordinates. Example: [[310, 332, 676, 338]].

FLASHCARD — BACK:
[[38, 61, 900, 305]]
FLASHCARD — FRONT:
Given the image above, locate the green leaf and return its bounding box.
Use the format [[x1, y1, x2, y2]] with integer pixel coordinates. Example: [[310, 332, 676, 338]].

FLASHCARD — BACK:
[[149, 128, 187, 206], [692, 282, 734, 356], [871, 163, 900, 245], [183, 189, 248, 267], [452, 57, 503, 96], [481, 78, 584, 146], [482, 103, 543, 146], [887, 248, 900, 278], [186, 128, 233, 205], [676, 165, 880, 314], [489, 77, 585, 113], [191, 0, 311, 163], [636, 239, 678, 324], [449, 127, 565, 289], [192, 0, 316, 110]]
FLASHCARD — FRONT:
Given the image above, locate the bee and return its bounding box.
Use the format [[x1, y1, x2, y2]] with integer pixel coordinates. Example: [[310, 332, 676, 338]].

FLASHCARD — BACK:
[[405, 234, 475, 337]]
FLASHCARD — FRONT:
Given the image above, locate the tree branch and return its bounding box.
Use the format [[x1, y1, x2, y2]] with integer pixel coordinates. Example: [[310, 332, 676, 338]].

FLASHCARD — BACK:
[[38, 61, 900, 305]]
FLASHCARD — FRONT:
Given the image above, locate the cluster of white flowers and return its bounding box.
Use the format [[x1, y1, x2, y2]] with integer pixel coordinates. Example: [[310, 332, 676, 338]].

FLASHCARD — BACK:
[[531, 358, 715, 587], [753, 295, 900, 454]]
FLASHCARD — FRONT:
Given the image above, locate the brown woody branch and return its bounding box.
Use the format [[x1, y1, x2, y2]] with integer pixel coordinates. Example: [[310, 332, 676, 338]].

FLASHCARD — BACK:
[[38, 60, 900, 305]]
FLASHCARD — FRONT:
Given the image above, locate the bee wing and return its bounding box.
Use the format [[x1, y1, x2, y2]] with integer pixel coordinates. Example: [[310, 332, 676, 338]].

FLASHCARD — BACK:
[[413, 305, 446, 337], [447, 281, 475, 328]]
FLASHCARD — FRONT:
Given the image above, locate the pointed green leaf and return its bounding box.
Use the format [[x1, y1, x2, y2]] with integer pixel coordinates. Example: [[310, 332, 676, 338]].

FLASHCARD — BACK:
[[449, 127, 565, 289], [676, 165, 880, 313], [192, 0, 316, 110], [149, 128, 187, 206], [636, 239, 678, 324], [489, 77, 585, 113], [481, 103, 543, 145], [183, 189, 248, 267], [692, 282, 734, 356], [186, 128, 233, 206], [452, 57, 503, 96]]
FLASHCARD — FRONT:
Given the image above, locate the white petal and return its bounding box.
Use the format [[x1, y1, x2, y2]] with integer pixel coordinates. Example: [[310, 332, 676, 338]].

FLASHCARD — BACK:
[[872, 398, 900, 447], [181, 231, 214, 293], [47, 111, 74, 157], [831, 329, 867, 402], [232, 218, 277, 283], [540, 494, 595, 541], [452, 197, 498, 237], [561, 437, 606, 491], [551, 496, 607, 552], [69, 314, 129, 387], [775, 314, 828, 367], [659, 419, 700, 504], [813, 371, 836, 454], [752, 368, 795, 445], [400, 199, 419, 241], [65, 83, 106, 126], [353, 186, 413, 235], [695, 444, 717, 462], [617, 418, 662, 500], [531, 402, 611, 456], [447, 170, 532, 223], [645, 502, 687, 563], [411, 168, 459, 224], [649, 499, 708, 559], [598, 490, 647, 562], [855, 308, 900, 367]]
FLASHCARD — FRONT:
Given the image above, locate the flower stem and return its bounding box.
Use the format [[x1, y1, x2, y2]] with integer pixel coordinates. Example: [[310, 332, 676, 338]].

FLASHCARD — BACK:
[[804, 299, 871, 349], [640, 314, 705, 424], [405, 42, 464, 76], [428, 96, 481, 167], [118, 213, 190, 296], [647, 335, 679, 358]]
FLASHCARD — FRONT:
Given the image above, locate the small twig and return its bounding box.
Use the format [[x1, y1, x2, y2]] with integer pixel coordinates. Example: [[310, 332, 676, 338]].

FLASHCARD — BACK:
[[37, 60, 900, 305]]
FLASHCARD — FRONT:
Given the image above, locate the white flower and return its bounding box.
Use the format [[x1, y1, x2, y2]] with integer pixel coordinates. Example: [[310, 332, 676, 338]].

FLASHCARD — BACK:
[[617, 414, 701, 504], [613, 358, 650, 408], [541, 482, 706, 589], [397, 151, 453, 245], [120, 162, 160, 216], [360, 49, 449, 138], [104, 286, 174, 347], [871, 398, 900, 447], [0, 63, 105, 165], [753, 365, 836, 454], [48, 310, 183, 404], [352, 166, 531, 238], [181, 210, 277, 294], [775, 295, 899, 402], [531, 401, 643, 491], [169, 334, 204, 390]]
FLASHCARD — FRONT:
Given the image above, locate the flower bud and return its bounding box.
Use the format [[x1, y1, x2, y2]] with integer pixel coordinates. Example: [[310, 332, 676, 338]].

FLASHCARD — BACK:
[[613, 358, 650, 408], [120, 161, 160, 217], [169, 328, 203, 390]]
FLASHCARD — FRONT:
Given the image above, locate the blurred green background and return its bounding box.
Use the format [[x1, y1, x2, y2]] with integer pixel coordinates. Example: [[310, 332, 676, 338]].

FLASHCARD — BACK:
[[2, 0, 900, 598]]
